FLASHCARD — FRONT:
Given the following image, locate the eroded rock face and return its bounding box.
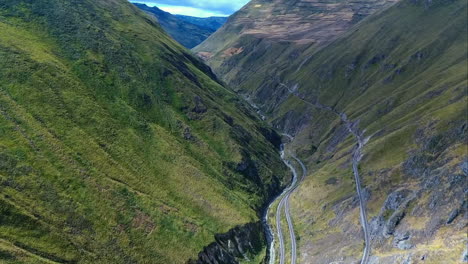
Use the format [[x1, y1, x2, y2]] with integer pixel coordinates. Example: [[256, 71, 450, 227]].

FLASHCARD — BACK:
[[363, 122, 468, 263], [383, 189, 413, 211], [188, 222, 265, 264]]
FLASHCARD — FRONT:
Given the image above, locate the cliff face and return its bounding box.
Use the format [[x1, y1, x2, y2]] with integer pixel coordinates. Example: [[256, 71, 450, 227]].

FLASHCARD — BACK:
[[197, 0, 467, 263], [188, 223, 266, 264]]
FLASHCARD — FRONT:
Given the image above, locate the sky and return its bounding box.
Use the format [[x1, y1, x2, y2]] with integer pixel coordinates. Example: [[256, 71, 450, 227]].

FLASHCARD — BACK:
[[130, 0, 250, 17]]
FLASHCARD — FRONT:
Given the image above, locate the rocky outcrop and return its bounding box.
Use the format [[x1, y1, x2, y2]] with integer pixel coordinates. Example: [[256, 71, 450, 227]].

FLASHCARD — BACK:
[[365, 121, 468, 263], [188, 222, 265, 264]]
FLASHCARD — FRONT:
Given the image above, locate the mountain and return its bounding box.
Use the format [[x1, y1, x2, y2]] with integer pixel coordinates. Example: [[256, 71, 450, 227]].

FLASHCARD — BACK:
[[133, 3, 226, 49], [175, 15, 227, 32], [0, 0, 289, 263], [194, 0, 399, 81], [197, 0, 468, 263]]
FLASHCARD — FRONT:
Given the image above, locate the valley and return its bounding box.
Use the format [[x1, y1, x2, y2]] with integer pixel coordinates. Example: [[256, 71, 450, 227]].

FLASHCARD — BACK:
[[265, 93, 373, 264], [0, 0, 466, 263], [197, 0, 467, 263]]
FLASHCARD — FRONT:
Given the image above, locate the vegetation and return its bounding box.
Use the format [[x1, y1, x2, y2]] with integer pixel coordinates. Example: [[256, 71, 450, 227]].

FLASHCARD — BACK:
[[0, 0, 288, 263]]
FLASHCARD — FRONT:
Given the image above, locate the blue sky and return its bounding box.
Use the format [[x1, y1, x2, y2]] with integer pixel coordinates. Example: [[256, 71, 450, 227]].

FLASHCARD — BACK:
[[130, 0, 250, 17]]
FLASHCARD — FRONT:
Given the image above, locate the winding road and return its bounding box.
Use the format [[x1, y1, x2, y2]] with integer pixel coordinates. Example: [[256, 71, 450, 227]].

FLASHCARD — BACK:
[[341, 113, 371, 264], [285, 156, 307, 264], [257, 79, 370, 264], [267, 137, 307, 264], [267, 83, 372, 264]]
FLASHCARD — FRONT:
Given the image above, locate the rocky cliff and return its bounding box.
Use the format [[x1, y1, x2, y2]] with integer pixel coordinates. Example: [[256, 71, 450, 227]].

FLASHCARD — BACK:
[[188, 223, 266, 264]]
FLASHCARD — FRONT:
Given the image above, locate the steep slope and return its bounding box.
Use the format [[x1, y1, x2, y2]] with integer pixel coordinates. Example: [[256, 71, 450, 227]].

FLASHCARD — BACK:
[[280, 1, 468, 262], [0, 0, 288, 263], [134, 3, 226, 49], [194, 0, 398, 88], [198, 0, 467, 263]]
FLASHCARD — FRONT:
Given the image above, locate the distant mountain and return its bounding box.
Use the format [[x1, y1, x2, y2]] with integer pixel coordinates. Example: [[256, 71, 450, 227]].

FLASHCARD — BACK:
[[175, 15, 227, 31], [194, 0, 399, 80], [134, 3, 226, 49]]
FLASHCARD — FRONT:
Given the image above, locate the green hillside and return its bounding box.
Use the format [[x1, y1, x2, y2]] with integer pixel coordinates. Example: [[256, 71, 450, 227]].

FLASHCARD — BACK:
[[0, 0, 288, 263]]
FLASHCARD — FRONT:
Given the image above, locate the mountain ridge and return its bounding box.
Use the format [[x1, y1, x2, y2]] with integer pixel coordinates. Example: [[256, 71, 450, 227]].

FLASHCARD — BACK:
[[175, 15, 227, 31]]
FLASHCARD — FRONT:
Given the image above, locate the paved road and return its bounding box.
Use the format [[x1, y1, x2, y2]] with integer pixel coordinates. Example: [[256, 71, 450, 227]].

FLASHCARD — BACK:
[[264, 82, 371, 264], [276, 194, 287, 264], [280, 159, 297, 264], [341, 113, 371, 264], [284, 156, 307, 264], [283, 193, 296, 264], [265, 143, 294, 264], [269, 139, 306, 264]]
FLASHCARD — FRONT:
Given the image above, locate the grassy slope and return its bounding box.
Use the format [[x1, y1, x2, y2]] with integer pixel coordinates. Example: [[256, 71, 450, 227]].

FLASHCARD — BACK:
[[0, 0, 287, 263], [274, 0, 467, 262]]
